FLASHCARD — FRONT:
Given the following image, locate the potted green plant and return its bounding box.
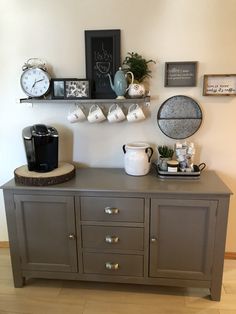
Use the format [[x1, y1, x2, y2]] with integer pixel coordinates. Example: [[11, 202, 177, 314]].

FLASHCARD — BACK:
[[122, 52, 156, 98], [157, 145, 174, 171]]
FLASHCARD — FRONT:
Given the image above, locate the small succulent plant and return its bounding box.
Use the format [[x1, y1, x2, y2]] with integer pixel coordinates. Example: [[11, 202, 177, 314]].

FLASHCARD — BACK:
[[158, 145, 174, 158]]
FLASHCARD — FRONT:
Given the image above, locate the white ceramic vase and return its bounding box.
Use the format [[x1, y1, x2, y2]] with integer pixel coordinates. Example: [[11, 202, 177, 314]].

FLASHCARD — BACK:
[[122, 142, 153, 176]]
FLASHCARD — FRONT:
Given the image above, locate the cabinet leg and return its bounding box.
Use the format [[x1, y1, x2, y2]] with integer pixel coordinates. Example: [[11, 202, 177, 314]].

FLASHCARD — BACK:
[[13, 274, 25, 288], [210, 285, 222, 301]]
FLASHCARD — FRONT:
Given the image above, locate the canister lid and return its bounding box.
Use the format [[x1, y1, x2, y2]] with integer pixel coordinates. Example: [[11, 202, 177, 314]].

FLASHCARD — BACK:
[[167, 160, 179, 167]]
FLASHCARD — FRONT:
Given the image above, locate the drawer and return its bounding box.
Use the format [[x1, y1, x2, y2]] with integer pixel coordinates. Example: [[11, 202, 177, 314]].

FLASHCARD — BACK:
[[80, 197, 144, 222], [82, 226, 144, 251], [83, 252, 143, 277]]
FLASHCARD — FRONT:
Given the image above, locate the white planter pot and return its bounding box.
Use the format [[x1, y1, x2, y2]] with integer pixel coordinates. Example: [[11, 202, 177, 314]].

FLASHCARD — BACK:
[[122, 142, 153, 176]]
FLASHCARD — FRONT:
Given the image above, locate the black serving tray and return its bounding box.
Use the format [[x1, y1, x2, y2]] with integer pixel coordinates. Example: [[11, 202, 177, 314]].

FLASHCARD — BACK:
[[156, 163, 206, 179]]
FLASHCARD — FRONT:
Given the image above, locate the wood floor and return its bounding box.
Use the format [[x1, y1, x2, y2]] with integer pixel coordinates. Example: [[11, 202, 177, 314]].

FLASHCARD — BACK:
[[1, 249, 236, 313]]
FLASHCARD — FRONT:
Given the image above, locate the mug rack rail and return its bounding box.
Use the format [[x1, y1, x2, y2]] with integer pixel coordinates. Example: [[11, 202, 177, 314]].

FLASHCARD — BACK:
[[19, 96, 150, 106]]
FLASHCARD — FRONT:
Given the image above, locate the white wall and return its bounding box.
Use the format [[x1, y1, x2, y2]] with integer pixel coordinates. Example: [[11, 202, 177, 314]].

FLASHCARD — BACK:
[[1, 0, 236, 251]]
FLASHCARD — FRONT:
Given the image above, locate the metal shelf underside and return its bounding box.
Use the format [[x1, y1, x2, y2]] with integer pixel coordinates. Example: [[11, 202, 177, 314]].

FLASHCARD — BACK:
[[20, 96, 150, 105]]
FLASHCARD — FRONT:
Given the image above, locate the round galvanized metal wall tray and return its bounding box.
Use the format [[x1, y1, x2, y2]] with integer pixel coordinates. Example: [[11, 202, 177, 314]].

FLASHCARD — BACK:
[[157, 95, 202, 139]]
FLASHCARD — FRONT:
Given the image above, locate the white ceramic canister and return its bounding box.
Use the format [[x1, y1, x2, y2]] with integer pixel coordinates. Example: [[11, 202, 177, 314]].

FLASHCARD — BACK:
[[122, 142, 153, 176], [128, 83, 146, 98]]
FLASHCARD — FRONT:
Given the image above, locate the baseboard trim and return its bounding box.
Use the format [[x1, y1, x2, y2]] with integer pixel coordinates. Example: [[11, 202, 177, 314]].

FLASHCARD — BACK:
[[0, 241, 235, 259], [225, 252, 236, 260], [0, 241, 9, 248]]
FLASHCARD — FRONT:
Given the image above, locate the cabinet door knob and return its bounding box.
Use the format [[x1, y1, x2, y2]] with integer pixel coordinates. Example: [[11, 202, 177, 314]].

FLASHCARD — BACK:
[[104, 207, 119, 215], [105, 235, 119, 243], [151, 236, 158, 243], [105, 262, 119, 270], [68, 234, 76, 240]]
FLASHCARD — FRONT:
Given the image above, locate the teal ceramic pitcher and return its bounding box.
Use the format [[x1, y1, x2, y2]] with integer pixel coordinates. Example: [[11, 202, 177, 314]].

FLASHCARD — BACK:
[[107, 67, 134, 99]]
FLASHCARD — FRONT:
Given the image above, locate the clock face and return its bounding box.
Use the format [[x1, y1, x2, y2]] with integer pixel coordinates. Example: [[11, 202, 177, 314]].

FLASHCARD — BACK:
[[20, 68, 50, 97]]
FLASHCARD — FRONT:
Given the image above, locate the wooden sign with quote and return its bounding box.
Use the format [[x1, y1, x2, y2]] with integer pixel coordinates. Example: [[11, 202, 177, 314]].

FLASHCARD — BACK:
[[165, 62, 197, 87], [203, 74, 236, 96]]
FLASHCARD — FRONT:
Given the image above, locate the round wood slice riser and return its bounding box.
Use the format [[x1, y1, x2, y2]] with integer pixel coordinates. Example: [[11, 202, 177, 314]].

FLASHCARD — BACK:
[[14, 163, 76, 186]]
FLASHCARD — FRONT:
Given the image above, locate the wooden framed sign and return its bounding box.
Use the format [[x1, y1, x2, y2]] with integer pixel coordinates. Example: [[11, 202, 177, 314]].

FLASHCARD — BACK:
[[203, 74, 236, 96], [165, 61, 197, 87], [85, 29, 120, 99]]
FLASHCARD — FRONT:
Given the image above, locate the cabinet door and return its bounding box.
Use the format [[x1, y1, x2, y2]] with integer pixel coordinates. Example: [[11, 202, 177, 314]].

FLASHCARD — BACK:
[[14, 195, 77, 272], [150, 199, 217, 280]]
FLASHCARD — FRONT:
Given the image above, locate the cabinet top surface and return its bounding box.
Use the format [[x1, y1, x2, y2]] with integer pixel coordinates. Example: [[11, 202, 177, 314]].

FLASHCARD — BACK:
[[1, 167, 232, 196]]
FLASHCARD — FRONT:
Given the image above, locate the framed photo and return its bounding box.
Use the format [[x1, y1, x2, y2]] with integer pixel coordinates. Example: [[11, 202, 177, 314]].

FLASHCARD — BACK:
[[203, 74, 236, 96], [165, 61, 197, 87], [64, 79, 91, 99], [51, 79, 65, 99], [85, 29, 121, 99]]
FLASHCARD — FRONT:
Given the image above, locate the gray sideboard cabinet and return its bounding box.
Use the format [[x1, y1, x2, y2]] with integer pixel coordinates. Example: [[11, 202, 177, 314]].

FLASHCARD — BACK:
[[1, 168, 232, 301]]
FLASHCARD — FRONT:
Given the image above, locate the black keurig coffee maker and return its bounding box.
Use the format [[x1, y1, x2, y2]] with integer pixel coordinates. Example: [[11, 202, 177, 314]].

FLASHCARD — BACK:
[[22, 124, 58, 172]]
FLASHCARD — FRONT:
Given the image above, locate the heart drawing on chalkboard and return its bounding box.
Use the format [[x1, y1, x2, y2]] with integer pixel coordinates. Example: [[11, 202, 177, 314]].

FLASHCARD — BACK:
[[96, 62, 110, 74]]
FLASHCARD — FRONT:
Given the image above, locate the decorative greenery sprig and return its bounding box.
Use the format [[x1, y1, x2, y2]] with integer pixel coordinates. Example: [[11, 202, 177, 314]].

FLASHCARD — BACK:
[[122, 52, 156, 83], [158, 145, 174, 158]]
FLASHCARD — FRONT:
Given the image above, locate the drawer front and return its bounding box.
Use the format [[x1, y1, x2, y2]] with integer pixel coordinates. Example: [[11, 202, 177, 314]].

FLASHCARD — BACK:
[[82, 226, 144, 251], [83, 252, 143, 277], [80, 197, 144, 222]]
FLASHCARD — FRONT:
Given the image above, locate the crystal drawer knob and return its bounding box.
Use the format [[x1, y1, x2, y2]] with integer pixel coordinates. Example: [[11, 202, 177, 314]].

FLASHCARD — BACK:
[[105, 262, 119, 270], [105, 235, 119, 243], [104, 207, 119, 215]]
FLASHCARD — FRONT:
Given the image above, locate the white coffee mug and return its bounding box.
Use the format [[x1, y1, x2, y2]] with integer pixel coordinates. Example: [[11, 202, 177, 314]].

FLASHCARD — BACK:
[[87, 104, 106, 123], [107, 104, 126, 123], [67, 106, 86, 123], [127, 104, 145, 122]]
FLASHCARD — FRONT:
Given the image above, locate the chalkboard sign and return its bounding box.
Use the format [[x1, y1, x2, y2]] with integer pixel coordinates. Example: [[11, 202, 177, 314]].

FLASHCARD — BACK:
[[85, 29, 120, 99], [165, 62, 197, 87]]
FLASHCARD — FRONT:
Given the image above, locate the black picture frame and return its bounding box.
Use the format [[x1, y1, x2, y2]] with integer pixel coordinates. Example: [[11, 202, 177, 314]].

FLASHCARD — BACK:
[[164, 62, 197, 87], [64, 79, 91, 99], [51, 79, 65, 99], [85, 29, 121, 99]]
